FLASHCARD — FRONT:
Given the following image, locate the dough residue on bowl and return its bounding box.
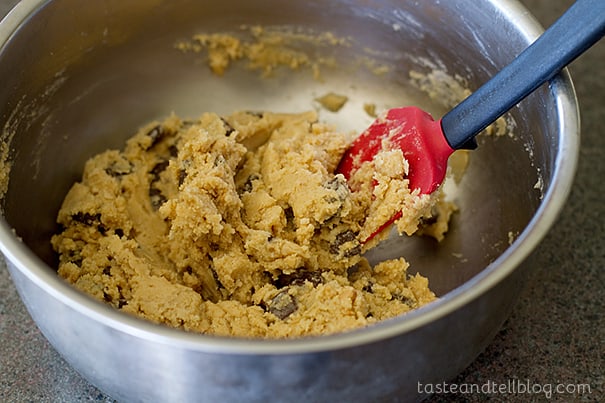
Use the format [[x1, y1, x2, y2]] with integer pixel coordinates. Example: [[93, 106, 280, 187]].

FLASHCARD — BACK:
[[176, 25, 348, 79], [315, 92, 349, 112], [51, 111, 454, 338]]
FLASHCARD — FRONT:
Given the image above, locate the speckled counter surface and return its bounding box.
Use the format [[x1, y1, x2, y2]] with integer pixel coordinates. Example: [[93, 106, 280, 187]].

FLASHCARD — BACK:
[[0, 0, 602, 402]]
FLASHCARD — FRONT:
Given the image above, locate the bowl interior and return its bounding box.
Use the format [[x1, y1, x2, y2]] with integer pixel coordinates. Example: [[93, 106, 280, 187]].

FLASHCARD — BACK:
[[0, 0, 558, 297]]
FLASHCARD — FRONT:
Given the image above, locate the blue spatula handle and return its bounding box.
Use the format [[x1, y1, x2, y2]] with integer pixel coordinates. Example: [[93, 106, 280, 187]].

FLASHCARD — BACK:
[[441, 0, 605, 150]]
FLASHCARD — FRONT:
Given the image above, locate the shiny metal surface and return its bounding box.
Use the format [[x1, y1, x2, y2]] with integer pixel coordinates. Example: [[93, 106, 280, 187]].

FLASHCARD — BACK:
[[0, 0, 579, 402]]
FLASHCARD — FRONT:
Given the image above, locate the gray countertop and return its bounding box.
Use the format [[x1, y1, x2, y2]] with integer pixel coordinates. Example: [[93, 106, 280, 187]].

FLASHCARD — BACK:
[[0, 0, 603, 402]]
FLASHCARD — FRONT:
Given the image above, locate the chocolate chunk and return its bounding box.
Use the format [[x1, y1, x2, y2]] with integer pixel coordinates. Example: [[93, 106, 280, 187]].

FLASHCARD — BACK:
[[146, 125, 163, 141], [336, 229, 356, 244], [324, 175, 348, 194], [275, 269, 322, 288], [70, 212, 110, 235], [168, 145, 179, 157], [267, 290, 297, 320], [97, 223, 108, 235], [72, 258, 83, 267], [419, 214, 439, 226], [145, 125, 168, 149], [282, 206, 296, 231], [178, 169, 187, 186], [330, 230, 361, 258], [210, 265, 223, 287], [149, 187, 167, 210], [180, 120, 196, 128], [105, 160, 133, 177], [240, 174, 259, 193], [220, 117, 235, 136], [214, 155, 226, 167], [246, 111, 264, 118], [150, 159, 170, 179], [71, 212, 102, 226], [117, 286, 128, 308], [148, 159, 170, 209], [284, 206, 294, 222], [343, 244, 362, 258], [394, 293, 416, 307], [323, 175, 350, 220], [192, 262, 226, 303]]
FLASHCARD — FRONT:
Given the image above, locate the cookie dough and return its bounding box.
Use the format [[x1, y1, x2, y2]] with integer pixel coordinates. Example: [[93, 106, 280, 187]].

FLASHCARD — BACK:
[[175, 27, 345, 78], [51, 111, 450, 338], [315, 92, 349, 112]]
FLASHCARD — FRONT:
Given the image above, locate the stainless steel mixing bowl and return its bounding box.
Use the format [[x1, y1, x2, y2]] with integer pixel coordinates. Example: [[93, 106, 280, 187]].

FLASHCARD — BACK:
[[0, 0, 579, 401]]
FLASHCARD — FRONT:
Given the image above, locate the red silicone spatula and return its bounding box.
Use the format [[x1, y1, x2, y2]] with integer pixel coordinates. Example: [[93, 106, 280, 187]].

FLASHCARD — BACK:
[[337, 0, 605, 241]]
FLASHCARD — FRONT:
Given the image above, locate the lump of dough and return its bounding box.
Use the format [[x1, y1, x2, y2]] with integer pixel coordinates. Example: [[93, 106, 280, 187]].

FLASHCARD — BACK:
[[52, 110, 444, 338]]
